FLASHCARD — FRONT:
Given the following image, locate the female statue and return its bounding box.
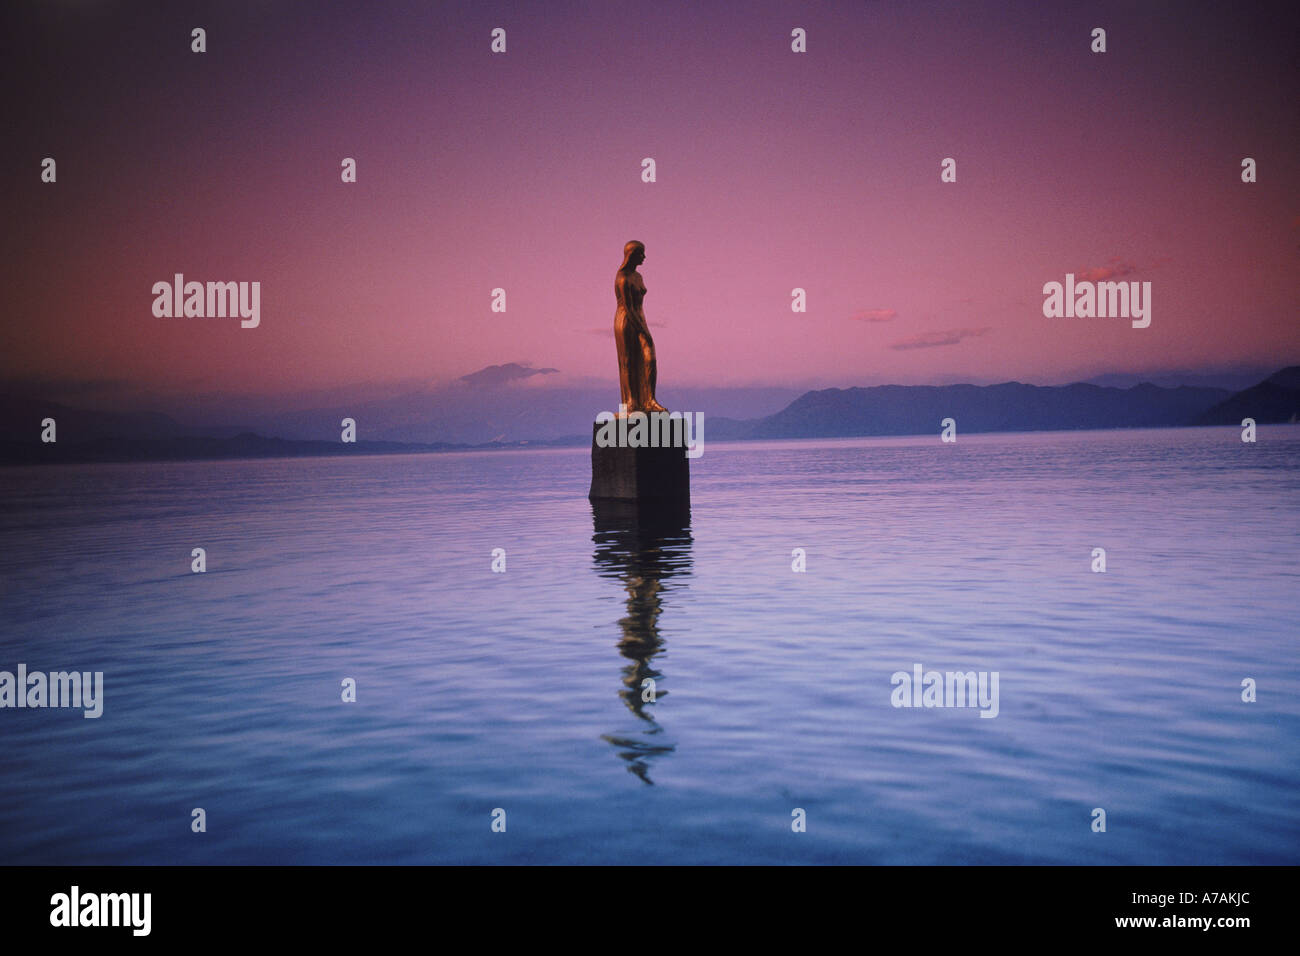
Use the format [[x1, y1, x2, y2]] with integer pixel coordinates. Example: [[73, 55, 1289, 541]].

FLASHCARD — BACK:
[[614, 240, 668, 413]]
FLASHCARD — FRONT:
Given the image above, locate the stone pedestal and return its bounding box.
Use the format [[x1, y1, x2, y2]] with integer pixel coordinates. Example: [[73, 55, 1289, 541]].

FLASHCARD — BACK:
[[589, 420, 691, 510]]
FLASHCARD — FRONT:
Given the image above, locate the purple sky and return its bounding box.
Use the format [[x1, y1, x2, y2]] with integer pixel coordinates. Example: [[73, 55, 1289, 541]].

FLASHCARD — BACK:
[[3, 0, 1297, 408]]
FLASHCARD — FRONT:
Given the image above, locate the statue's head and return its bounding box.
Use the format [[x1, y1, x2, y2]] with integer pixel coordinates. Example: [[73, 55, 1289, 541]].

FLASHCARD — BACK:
[[621, 240, 646, 270]]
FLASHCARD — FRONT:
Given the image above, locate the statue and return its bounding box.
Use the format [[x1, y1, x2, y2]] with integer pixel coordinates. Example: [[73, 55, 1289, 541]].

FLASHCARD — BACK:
[[614, 240, 668, 414], [590, 239, 690, 506]]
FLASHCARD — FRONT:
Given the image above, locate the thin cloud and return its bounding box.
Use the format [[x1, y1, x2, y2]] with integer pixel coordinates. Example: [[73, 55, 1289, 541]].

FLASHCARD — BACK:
[[890, 327, 992, 350], [850, 308, 897, 322], [1076, 257, 1137, 282]]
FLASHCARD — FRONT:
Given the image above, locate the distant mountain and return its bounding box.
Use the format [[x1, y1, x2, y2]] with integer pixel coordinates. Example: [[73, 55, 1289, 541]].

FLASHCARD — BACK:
[[1193, 367, 1300, 425], [0, 393, 250, 443], [0, 432, 546, 466], [727, 381, 1233, 439], [1082, 367, 1278, 392], [152, 376, 802, 445], [0, 367, 802, 447], [457, 363, 559, 387], [4, 368, 1294, 466]]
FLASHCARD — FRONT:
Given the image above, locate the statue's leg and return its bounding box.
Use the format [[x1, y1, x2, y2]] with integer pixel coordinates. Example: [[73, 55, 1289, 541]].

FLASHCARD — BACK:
[[616, 317, 633, 411], [618, 351, 631, 411], [623, 327, 645, 412], [641, 336, 666, 412]]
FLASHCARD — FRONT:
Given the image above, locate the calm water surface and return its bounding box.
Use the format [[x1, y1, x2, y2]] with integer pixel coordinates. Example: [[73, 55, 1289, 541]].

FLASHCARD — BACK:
[[1, 427, 1297, 864]]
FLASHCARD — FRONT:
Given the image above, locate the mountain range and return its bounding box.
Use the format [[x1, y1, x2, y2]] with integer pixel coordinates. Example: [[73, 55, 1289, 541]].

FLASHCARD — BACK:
[[2, 366, 1296, 465]]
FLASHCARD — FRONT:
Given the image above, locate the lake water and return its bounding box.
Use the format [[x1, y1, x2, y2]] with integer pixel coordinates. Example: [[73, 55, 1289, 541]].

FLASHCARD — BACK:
[[1, 426, 1297, 864]]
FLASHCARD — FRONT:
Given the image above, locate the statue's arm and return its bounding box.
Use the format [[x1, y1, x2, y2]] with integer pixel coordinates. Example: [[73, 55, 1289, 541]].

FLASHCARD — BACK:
[[614, 272, 628, 311]]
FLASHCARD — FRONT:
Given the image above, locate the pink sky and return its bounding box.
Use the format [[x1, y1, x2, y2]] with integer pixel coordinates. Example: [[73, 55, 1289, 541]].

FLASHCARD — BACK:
[[4, 0, 1297, 403]]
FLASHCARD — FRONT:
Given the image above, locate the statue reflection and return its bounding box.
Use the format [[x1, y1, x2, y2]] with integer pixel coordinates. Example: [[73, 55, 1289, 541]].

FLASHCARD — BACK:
[[592, 498, 692, 785]]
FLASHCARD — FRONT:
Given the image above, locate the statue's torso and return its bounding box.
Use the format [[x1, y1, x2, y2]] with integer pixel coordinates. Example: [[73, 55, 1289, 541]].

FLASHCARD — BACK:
[[616, 270, 646, 317]]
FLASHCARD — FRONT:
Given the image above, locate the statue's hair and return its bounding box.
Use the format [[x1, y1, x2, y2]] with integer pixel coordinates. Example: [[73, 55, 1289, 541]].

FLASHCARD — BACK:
[[619, 240, 645, 272]]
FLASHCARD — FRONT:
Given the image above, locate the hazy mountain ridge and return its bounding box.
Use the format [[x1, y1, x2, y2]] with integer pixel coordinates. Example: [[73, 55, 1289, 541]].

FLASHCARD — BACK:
[[2, 368, 1296, 465], [0, 432, 566, 466], [738, 381, 1236, 439], [1193, 367, 1300, 425], [0, 394, 253, 443]]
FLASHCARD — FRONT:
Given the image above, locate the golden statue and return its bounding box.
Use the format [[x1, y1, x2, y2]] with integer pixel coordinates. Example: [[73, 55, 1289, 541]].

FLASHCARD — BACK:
[[614, 240, 667, 413]]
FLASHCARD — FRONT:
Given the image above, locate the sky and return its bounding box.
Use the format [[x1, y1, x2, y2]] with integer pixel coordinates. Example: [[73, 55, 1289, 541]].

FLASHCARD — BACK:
[[2, 0, 1297, 411]]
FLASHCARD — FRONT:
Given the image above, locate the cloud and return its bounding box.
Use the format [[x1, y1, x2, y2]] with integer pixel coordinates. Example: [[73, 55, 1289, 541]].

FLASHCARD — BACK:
[[889, 327, 992, 350], [1076, 257, 1137, 282], [850, 308, 897, 322], [457, 363, 560, 387]]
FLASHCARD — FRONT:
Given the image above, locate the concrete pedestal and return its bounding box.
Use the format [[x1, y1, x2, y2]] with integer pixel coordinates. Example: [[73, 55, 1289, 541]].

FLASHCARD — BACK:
[[589, 420, 691, 509]]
